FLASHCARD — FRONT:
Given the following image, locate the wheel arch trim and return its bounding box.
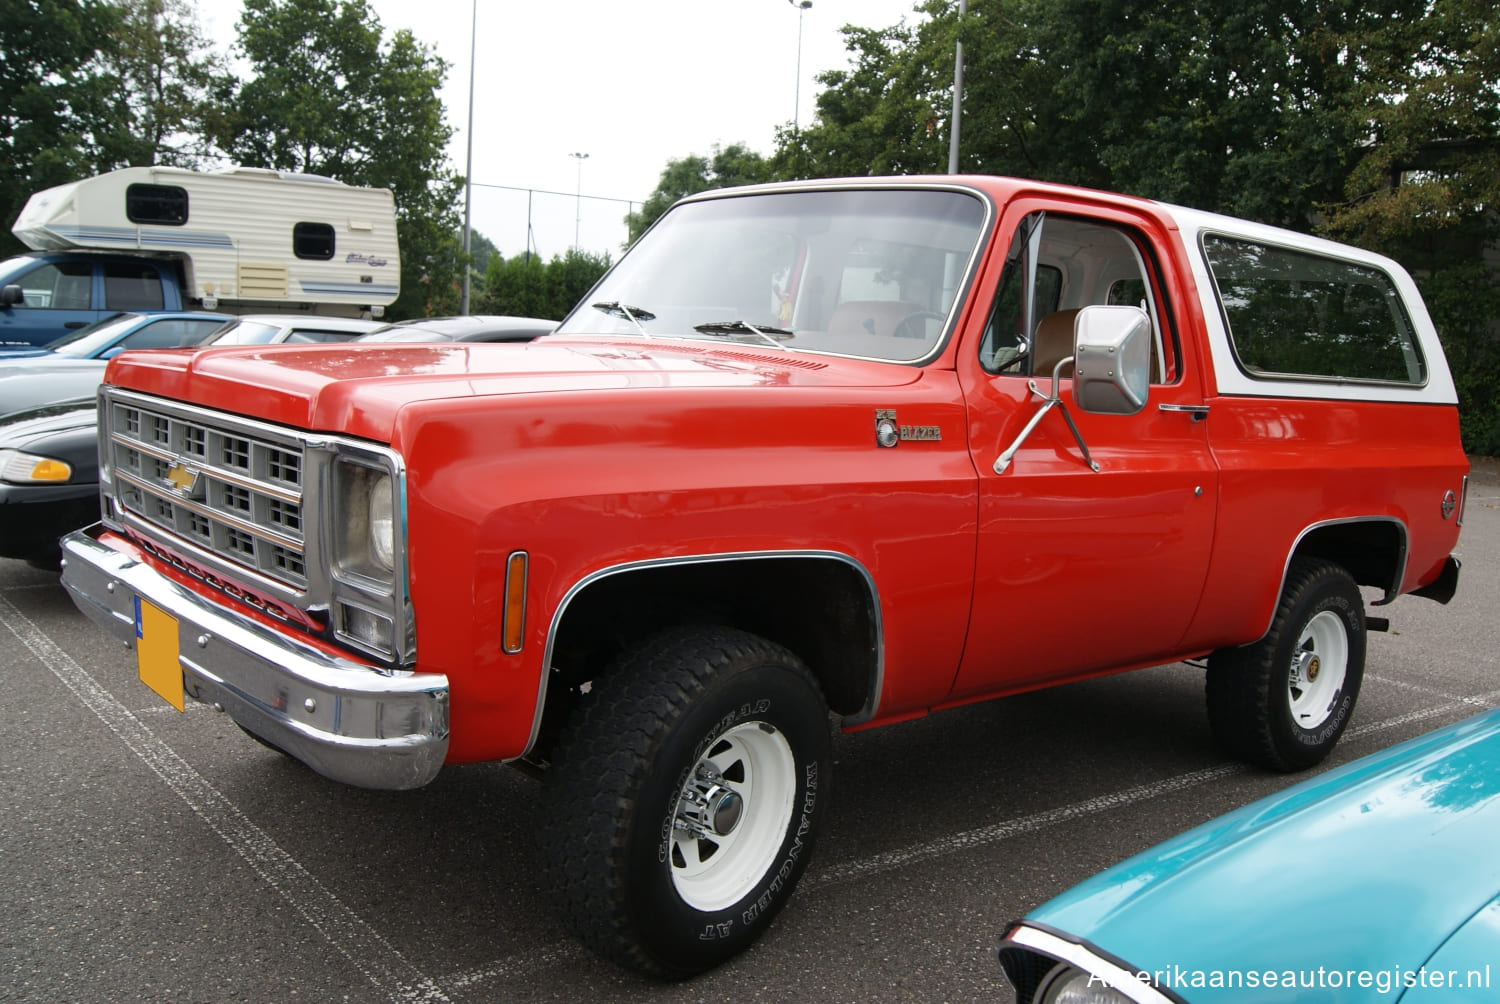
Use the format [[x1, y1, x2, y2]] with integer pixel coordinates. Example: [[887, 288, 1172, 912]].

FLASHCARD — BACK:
[[523, 549, 885, 758], [1263, 515, 1408, 640]]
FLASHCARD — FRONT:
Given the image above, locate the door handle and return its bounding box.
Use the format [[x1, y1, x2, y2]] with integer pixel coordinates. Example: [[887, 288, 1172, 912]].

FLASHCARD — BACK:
[[64, 321, 88, 329], [1158, 403, 1209, 422]]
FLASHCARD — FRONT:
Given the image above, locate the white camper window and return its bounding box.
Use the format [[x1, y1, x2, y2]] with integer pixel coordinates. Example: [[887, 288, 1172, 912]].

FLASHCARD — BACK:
[[126, 184, 189, 226], [294, 222, 336, 261]]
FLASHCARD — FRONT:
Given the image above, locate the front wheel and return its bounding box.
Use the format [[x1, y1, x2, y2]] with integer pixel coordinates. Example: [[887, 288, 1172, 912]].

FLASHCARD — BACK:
[[1206, 558, 1366, 772], [537, 627, 831, 977]]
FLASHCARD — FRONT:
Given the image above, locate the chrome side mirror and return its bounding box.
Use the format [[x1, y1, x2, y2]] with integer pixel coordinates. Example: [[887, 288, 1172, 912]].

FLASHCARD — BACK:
[[1072, 305, 1150, 416]]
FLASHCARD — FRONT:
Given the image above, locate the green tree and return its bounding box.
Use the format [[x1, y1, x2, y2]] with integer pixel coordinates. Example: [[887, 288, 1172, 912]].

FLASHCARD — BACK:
[[217, 0, 463, 318], [1320, 0, 1500, 453], [94, 0, 228, 168], [3, 1, 242, 254], [0, 0, 123, 254], [624, 143, 771, 244], [789, 0, 1381, 230], [775, 20, 951, 181], [464, 228, 499, 277], [476, 248, 611, 320]]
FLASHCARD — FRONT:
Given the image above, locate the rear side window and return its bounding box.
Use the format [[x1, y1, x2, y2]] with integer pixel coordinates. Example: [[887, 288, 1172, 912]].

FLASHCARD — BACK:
[[293, 222, 336, 260], [104, 262, 165, 310], [1203, 235, 1426, 385], [126, 184, 189, 225]]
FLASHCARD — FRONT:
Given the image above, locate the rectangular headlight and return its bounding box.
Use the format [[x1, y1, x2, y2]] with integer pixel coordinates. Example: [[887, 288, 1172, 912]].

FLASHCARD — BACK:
[[327, 451, 411, 665], [332, 458, 397, 582]]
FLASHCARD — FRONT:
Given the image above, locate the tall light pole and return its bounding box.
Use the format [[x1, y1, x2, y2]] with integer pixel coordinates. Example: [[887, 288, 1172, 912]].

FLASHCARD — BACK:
[[788, 0, 811, 178], [947, 0, 966, 174], [460, 0, 477, 314], [569, 152, 589, 250]]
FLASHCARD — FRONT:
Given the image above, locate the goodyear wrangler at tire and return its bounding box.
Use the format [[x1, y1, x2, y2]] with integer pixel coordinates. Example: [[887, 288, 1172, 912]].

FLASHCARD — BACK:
[[1206, 557, 1367, 772], [538, 627, 831, 977]]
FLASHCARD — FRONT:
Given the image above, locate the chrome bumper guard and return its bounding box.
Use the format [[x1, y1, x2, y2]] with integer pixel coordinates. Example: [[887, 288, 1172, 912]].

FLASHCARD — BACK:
[[59, 526, 449, 790]]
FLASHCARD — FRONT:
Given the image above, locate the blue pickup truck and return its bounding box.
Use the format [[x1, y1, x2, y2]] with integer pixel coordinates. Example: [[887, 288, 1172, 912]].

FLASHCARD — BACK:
[[0, 251, 187, 348]]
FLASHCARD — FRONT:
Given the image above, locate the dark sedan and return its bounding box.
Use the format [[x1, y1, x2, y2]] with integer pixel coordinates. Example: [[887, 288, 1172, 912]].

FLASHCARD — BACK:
[[0, 398, 98, 565], [356, 314, 555, 343]]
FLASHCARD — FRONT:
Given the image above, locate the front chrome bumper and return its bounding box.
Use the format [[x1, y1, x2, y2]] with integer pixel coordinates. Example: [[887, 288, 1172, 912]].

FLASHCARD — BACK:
[[59, 526, 449, 790]]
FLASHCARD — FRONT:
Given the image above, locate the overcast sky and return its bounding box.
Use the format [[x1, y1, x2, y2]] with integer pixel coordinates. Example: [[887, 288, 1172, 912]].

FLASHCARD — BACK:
[[195, 0, 929, 261]]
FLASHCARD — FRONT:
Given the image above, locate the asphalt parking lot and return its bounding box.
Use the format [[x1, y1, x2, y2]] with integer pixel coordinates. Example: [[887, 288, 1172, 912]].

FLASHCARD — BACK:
[[4, 463, 1497, 1003]]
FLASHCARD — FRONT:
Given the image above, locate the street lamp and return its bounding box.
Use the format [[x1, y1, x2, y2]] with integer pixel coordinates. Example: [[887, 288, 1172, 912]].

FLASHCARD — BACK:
[[788, 0, 811, 136], [461, 0, 477, 314], [948, 0, 966, 173], [569, 151, 589, 250]]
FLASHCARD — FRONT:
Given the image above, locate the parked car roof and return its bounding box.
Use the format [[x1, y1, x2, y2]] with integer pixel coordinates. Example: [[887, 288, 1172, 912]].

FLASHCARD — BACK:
[[356, 315, 555, 343], [204, 314, 383, 346], [0, 310, 232, 361]]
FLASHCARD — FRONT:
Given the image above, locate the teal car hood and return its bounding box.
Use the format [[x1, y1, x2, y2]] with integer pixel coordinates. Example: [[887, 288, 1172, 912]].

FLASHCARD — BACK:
[[1028, 709, 1500, 999]]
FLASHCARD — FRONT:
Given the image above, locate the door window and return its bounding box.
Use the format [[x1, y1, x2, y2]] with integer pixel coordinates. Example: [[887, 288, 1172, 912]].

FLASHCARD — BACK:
[[981, 214, 1174, 382], [17, 261, 92, 309]]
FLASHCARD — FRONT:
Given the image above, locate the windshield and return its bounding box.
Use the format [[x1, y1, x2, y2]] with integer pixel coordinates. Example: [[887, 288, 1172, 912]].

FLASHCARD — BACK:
[[208, 320, 282, 345], [0, 255, 43, 284], [554, 188, 987, 363], [43, 313, 144, 356]]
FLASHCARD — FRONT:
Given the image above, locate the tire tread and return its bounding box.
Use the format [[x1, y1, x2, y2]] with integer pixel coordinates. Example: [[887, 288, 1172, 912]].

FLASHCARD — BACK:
[[537, 626, 823, 976], [1206, 557, 1364, 772]]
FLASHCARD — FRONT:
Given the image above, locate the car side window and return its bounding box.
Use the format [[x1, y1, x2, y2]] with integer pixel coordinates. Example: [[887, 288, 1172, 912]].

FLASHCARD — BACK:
[[1202, 235, 1426, 385], [17, 261, 92, 310], [285, 329, 361, 343], [104, 263, 165, 311], [981, 214, 1175, 383], [118, 318, 220, 350]]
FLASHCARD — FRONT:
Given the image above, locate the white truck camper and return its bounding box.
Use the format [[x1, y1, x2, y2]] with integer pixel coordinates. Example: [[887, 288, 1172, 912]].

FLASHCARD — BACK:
[[12, 166, 400, 318]]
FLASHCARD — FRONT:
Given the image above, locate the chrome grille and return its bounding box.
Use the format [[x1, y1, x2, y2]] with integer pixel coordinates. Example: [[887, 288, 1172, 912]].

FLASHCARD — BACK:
[[107, 397, 309, 591]]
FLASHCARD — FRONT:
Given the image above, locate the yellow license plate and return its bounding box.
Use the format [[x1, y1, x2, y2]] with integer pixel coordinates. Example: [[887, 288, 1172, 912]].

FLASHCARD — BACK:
[[135, 597, 184, 712]]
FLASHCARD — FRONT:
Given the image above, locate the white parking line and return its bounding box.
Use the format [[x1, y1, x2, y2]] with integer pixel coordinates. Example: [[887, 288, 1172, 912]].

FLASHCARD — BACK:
[[13, 579, 1496, 999], [1346, 690, 1500, 740], [1366, 673, 1498, 708], [443, 694, 1500, 991], [0, 594, 450, 1004], [808, 763, 1244, 888], [442, 943, 590, 994]]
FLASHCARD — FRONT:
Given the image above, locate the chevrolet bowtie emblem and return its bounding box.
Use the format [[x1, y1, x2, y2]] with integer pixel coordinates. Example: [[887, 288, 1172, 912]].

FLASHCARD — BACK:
[[165, 463, 201, 496]]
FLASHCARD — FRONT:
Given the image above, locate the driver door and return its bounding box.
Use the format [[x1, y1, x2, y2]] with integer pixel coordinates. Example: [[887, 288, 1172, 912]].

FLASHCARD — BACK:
[[950, 205, 1219, 703]]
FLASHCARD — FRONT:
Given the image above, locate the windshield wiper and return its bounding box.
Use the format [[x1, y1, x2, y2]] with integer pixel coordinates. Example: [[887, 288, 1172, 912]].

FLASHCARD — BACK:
[[592, 300, 655, 337], [692, 320, 794, 349]]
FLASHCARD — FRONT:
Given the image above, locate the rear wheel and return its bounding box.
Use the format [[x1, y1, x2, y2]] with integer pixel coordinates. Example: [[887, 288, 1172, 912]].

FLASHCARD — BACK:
[[1206, 558, 1366, 771], [538, 626, 831, 977]]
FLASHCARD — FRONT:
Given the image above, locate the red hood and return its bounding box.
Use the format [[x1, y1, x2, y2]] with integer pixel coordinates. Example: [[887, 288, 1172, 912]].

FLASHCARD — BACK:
[[102, 335, 925, 442]]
